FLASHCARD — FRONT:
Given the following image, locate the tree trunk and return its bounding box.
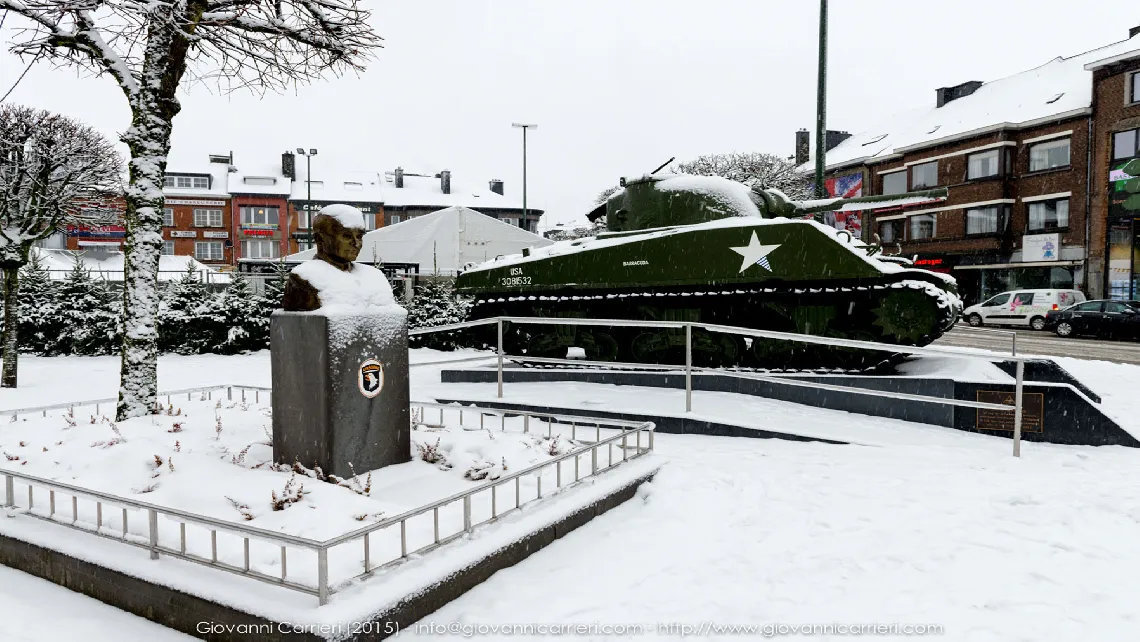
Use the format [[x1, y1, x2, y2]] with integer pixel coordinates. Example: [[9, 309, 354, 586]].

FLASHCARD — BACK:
[[2, 266, 20, 388], [116, 107, 176, 420]]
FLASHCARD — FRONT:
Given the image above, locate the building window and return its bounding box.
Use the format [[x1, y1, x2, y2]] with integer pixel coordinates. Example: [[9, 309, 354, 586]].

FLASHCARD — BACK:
[[910, 161, 938, 189], [966, 205, 1004, 235], [391, 215, 402, 225], [882, 172, 907, 195], [164, 175, 209, 189], [1027, 198, 1069, 232], [162, 240, 175, 255], [195, 241, 224, 261], [363, 212, 377, 230], [240, 206, 279, 227], [1028, 139, 1070, 172], [967, 149, 1000, 179], [297, 210, 312, 229], [910, 214, 936, 240], [242, 177, 276, 186], [879, 220, 902, 243], [241, 240, 280, 259], [1114, 128, 1139, 160], [163, 208, 174, 227], [193, 209, 223, 227], [1133, 73, 1140, 104], [296, 239, 315, 252], [501, 217, 520, 227]]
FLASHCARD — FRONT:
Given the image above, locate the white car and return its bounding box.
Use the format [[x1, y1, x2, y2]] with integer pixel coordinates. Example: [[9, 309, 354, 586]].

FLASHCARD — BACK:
[[961, 289, 1086, 331]]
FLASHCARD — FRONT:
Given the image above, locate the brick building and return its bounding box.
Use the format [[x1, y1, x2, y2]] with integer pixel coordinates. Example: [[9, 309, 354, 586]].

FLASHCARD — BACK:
[[161, 157, 234, 265], [1085, 35, 1140, 300], [806, 31, 1140, 305]]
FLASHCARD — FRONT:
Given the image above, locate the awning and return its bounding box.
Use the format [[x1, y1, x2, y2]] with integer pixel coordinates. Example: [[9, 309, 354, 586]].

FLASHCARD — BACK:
[[953, 260, 1081, 270]]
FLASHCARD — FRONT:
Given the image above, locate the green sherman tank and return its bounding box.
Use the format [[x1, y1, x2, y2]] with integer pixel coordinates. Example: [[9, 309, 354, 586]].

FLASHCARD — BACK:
[[454, 173, 961, 370]]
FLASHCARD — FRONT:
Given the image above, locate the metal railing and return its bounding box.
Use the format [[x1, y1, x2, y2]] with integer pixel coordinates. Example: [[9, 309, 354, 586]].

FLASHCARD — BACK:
[[1, 394, 653, 606], [948, 323, 1019, 356], [3, 384, 271, 420], [412, 315, 1032, 458]]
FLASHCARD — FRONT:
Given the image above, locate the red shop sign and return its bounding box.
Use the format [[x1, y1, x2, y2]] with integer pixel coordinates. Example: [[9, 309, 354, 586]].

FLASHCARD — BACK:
[[242, 229, 274, 237]]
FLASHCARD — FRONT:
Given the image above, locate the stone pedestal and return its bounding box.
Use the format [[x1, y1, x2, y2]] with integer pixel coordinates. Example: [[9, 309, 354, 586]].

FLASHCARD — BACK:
[[270, 310, 410, 478]]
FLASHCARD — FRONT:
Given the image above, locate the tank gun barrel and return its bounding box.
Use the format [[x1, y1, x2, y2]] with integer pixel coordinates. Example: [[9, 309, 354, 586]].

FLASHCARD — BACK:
[[782, 188, 948, 217]]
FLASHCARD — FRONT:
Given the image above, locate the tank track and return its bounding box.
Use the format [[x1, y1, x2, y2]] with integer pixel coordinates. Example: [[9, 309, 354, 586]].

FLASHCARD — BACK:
[[449, 275, 960, 372]]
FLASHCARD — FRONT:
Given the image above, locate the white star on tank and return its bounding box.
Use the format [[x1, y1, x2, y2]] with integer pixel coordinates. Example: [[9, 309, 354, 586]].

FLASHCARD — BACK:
[[730, 231, 781, 273]]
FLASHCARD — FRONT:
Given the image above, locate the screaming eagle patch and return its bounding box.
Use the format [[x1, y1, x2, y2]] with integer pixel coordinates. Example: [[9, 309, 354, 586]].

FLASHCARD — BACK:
[[358, 359, 384, 398]]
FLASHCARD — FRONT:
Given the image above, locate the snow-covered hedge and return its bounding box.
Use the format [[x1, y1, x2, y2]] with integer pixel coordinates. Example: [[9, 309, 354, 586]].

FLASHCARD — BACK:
[[11, 259, 472, 356]]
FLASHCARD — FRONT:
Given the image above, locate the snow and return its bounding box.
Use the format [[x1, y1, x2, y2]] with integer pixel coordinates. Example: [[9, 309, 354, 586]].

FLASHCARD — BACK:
[[286, 206, 553, 272], [3, 350, 1140, 639], [290, 260, 397, 311], [290, 165, 386, 203], [648, 173, 762, 217], [382, 172, 526, 211], [318, 203, 367, 230], [33, 247, 228, 283], [805, 32, 1140, 172], [0, 565, 192, 642]]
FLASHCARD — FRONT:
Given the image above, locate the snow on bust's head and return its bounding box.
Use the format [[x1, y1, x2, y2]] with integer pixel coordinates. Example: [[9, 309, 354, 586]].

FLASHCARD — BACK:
[[318, 203, 366, 230], [291, 260, 400, 312]]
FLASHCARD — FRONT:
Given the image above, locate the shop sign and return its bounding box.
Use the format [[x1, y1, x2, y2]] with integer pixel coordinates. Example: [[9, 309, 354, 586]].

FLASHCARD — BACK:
[[203, 231, 229, 239], [1022, 233, 1060, 262], [242, 228, 274, 237], [914, 258, 944, 267], [170, 231, 197, 238], [66, 225, 126, 238], [166, 199, 226, 206]]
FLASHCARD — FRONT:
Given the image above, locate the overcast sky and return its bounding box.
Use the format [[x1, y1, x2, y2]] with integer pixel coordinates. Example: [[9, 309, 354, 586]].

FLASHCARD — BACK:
[[0, 1, 1134, 228]]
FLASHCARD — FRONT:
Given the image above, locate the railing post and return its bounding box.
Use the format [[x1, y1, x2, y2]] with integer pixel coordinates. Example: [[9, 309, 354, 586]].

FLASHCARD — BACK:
[[4, 475, 12, 507], [497, 318, 504, 399], [1011, 332, 1017, 357], [148, 509, 159, 560], [463, 495, 473, 533], [685, 323, 693, 412], [317, 548, 329, 605], [1013, 359, 1024, 458]]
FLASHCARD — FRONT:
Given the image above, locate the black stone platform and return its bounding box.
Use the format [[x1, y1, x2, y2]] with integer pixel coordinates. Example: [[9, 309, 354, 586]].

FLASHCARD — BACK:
[[439, 364, 1138, 448]]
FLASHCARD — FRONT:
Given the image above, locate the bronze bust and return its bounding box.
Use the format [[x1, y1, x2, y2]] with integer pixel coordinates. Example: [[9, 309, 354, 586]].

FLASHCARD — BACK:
[[281, 208, 367, 312]]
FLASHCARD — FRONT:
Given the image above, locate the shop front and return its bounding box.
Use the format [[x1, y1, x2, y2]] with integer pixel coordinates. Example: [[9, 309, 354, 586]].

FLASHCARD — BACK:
[[910, 248, 1081, 306], [1108, 160, 1140, 300]]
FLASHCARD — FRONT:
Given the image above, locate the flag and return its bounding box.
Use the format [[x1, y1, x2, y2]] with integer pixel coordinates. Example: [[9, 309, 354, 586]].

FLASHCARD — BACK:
[[825, 174, 863, 199]]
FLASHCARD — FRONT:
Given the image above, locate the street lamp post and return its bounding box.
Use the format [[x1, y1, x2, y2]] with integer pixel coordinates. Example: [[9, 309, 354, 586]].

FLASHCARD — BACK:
[[296, 148, 318, 252], [511, 123, 537, 228]]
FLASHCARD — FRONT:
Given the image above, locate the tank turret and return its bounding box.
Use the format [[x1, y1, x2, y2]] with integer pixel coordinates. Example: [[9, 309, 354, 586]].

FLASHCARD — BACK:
[[591, 173, 947, 233]]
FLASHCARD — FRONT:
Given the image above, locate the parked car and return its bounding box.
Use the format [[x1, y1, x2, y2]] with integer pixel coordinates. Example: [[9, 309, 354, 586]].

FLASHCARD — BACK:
[[1044, 300, 1140, 339], [961, 289, 1086, 330]]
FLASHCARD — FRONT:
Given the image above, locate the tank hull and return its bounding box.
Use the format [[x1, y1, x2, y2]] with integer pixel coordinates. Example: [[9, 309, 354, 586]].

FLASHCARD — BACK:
[[454, 217, 961, 370]]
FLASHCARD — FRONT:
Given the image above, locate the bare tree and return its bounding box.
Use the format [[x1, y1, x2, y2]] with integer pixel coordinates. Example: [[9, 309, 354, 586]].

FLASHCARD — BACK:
[[0, 105, 123, 388], [594, 152, 813, 205], [0, 1, 383, 419]]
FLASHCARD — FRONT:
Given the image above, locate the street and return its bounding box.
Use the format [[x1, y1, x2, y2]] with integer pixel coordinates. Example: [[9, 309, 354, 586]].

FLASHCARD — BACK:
[[933, 323, 1140, 365]]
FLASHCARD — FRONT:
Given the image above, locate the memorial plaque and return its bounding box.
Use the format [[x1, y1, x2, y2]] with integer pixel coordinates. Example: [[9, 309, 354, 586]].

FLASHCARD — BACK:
[[976, 391, 1044, 433]]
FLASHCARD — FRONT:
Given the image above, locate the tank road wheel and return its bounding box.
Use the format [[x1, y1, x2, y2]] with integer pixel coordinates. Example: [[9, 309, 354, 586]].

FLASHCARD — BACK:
[[631, 331, 676, 364], [692, 331, 743, 368], [527, 332, 569, 359], [580, 332, 620, 362], [871, 289, 940, 345]]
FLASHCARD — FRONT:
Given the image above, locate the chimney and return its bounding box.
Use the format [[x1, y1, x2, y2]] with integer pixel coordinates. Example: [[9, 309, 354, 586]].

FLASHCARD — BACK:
[[795, 129, 810, 165], [394, 167, 404, 188], [489, 179, 504, 195], [440, 169, 451, 195], [1131, 25, 1140, 38], [825, 130, 851, 152], [281, 152, 295, 180], [936, 80, 983, 108]]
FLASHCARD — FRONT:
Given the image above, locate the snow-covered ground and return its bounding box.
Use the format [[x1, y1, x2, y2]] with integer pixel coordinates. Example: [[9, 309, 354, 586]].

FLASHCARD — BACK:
[[0, 565, 192, 641], [3, 348, 1140, 640]]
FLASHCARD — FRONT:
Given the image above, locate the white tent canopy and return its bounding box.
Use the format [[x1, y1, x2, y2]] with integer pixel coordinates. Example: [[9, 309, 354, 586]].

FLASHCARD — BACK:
[[286, 206, 552, 274], [32, 247, 229, 282]]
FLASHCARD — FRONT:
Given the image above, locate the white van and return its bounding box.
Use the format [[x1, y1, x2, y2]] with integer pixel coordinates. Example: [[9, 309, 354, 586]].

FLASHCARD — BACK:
[[962, 289, 1086, 330]]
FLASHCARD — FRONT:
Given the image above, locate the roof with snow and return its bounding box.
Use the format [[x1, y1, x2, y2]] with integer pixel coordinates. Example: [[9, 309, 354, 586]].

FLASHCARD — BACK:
[[285, 206, 552, 273], [805, 33, 1140, 172], [162, 160, 233, 199], [290, 162, 385, 203], [382, 171, 527, 210], [33, 248, 229, 282], [227, 158, 291, 196]]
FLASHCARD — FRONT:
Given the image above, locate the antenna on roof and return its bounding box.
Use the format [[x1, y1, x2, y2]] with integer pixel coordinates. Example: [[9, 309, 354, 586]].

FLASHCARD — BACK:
[[651, 157, 676, 174]]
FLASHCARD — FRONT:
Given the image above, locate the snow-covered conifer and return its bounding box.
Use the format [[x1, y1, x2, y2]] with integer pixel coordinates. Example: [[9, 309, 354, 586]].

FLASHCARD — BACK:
[[15, 252, 59, 355], [49, 254, 119, 356], [407, 277, 473, 351], [158, 266, 221, 355], [214, 272, 270, 354]]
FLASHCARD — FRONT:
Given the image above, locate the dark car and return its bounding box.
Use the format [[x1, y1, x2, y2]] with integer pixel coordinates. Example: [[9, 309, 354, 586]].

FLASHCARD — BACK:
[[1044, 299, 1140, 339]]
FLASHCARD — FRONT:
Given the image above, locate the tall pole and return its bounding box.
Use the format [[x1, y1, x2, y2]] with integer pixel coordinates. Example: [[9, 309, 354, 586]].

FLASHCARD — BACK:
[[522, 127, 528, 225], [306, 154, 312, 206], [814, 0, 828, 198]]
